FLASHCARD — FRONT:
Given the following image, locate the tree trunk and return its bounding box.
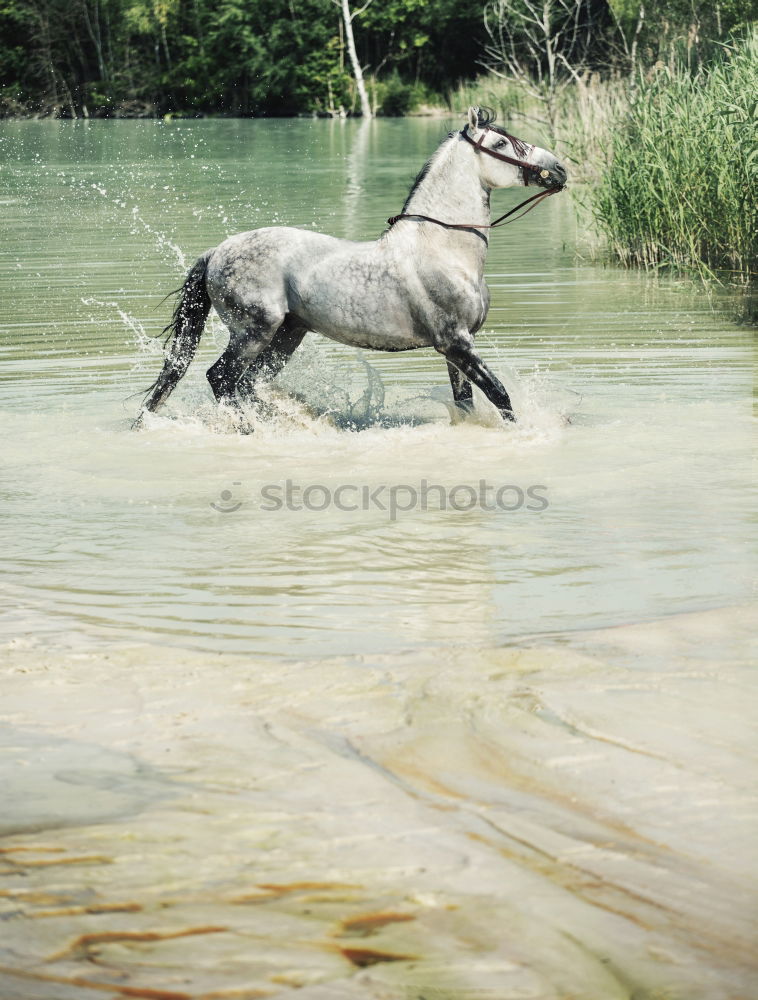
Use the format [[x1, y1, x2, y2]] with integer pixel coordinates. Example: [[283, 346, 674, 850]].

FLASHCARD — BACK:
[[81, 0, 108, 83], [340, 0, 371, 118], [629, 4, 644, 84]]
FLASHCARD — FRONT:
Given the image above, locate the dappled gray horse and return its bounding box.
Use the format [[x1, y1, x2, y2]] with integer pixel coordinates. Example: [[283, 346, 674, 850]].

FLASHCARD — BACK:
[[137, 106, 566, 426]]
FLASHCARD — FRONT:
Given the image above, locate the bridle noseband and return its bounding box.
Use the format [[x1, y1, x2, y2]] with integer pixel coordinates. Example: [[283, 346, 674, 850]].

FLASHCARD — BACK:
[[387, 124, 561, 235]]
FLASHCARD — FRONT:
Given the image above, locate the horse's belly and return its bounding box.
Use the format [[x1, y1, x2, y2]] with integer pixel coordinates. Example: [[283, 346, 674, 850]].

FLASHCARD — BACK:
[[294, 294, 431, 352], [316, 325, 430, 352]]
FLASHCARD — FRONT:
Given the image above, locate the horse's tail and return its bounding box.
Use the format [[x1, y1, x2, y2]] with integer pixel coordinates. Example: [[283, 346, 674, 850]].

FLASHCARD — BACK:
[[134, 252, 212, 425]]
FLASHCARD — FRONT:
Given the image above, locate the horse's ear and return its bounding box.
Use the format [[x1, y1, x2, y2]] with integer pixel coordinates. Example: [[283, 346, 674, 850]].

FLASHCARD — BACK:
[[467, 106, 479, 131]]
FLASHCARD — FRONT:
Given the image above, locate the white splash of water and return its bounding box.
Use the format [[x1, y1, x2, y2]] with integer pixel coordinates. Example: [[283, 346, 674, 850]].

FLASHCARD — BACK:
[[127, 206, 188, 273], [66, 172, 189, 274], [80, 296, 157, 353]]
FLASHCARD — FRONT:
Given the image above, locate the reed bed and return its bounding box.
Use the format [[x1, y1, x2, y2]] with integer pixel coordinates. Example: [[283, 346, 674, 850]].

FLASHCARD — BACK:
[[594, 30, 757, 286]]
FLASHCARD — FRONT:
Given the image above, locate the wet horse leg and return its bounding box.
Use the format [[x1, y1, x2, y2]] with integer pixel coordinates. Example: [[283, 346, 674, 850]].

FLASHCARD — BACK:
[[447, 361, 475, 413], [442, 339, 515, 422], [448, 285, 489, 414], [207, 320, 282, 408], [236, 318, 307, 403]]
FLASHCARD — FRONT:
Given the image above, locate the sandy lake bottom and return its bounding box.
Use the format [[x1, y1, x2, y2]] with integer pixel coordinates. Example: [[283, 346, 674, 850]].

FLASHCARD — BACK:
[[0, 603, 756, 999]]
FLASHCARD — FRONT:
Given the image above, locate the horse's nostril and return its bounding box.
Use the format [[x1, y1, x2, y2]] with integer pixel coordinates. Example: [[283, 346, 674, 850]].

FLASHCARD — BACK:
[[550, 163, 567, 187]]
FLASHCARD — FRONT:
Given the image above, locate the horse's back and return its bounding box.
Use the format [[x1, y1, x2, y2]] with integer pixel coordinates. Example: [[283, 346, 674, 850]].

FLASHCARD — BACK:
[[207, 226, 346, 282], [207, 227, 352, 311]]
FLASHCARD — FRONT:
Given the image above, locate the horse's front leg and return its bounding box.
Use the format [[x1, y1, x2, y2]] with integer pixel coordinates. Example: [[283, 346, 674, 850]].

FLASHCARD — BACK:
[[447, 361, 475, 414], [439, 335, 515, 423]]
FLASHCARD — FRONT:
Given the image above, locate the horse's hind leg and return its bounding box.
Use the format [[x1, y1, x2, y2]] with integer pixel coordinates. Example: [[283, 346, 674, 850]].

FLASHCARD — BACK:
[[206, 340, 251, 407], [447, 361, 475, 414], [206, 319, 282, 408], [236, 318, 307, 403]]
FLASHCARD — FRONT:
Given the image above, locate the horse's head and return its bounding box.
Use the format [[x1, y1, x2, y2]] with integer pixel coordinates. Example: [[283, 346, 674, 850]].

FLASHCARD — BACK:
[[463, 106, 567, 192]]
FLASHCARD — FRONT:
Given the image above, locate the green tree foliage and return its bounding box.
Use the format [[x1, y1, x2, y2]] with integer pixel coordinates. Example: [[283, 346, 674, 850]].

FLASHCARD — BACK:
[[0, 0, 756, 116], [0, 0, 487, 115], [609, 0, 758, 68]]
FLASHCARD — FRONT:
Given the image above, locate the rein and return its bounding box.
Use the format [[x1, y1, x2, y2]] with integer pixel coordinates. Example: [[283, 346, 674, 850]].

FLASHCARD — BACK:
[[387, 124, 561, 234], [387, 188, 558, 233]]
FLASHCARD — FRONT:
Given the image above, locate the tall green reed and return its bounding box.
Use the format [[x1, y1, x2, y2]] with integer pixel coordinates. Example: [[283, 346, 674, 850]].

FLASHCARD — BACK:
[[593, 30, 757, 287]]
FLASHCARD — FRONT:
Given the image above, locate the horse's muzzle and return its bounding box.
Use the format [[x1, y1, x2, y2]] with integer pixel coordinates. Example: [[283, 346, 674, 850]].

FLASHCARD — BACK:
[[535, 160, 567, 190]]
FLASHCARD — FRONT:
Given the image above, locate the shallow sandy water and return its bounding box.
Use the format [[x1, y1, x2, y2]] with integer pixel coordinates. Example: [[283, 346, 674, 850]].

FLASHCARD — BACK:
[[1, 604, 756, 999]]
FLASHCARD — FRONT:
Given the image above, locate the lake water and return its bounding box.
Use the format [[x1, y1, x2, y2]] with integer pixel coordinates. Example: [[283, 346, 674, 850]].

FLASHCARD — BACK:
[[0, 120, 755, 999], [1, 118, 753, 658]]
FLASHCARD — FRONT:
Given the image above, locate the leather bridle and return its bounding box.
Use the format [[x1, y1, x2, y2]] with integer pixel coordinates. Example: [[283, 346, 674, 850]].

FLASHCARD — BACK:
[[461, 123, 545, 186], [387, 124, 562, 234]]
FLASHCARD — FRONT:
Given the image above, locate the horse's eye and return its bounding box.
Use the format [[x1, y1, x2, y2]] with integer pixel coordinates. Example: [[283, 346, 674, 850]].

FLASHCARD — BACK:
[[495, 139, 507, 149]]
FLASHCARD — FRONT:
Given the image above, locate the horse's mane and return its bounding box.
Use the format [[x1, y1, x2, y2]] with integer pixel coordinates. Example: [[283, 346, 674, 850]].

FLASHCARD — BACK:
[[401, 139, 453, 214], [400, 106, 527, 213]]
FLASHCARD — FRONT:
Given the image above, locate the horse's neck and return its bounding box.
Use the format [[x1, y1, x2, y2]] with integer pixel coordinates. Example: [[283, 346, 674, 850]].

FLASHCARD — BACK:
[[401, 140, 490, 260]]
